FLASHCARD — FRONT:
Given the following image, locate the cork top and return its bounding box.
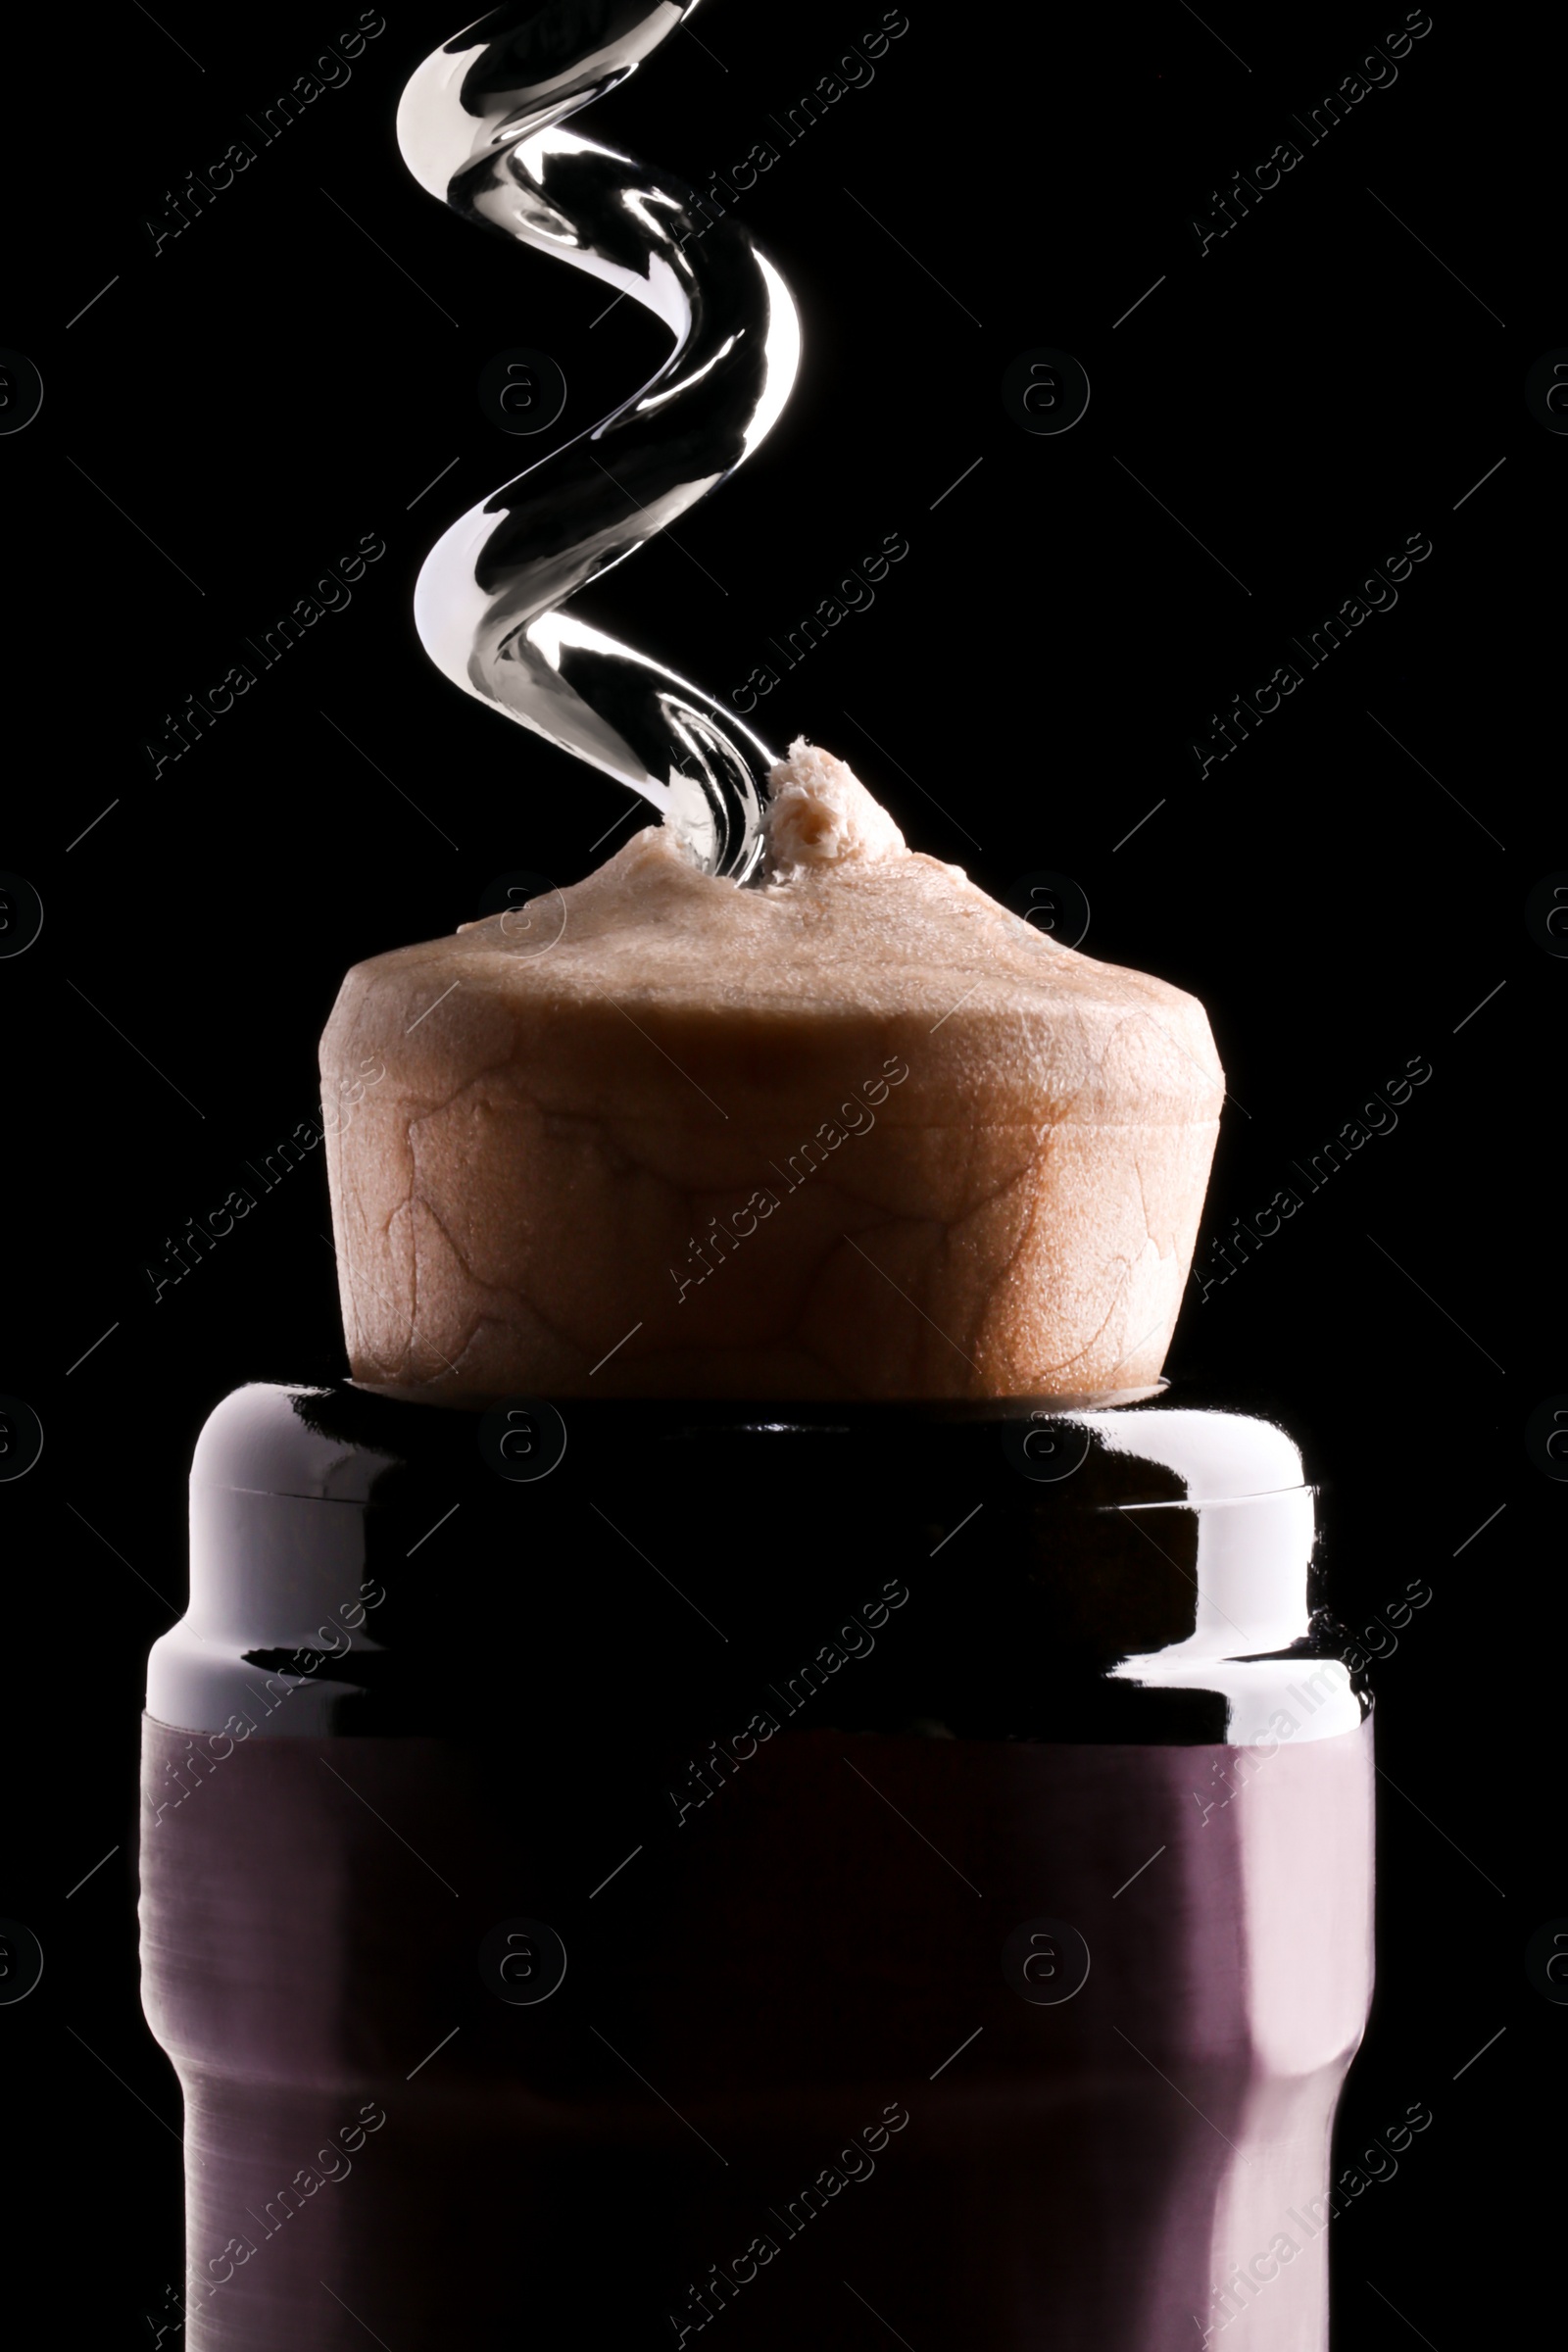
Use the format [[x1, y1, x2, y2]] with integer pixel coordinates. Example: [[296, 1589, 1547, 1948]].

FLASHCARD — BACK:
[[319, 745, 1224, 1401]]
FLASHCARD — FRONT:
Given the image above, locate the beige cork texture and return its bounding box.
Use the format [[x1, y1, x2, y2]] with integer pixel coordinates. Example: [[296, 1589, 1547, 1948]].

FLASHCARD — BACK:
[[320, 747, 1224, 1401]]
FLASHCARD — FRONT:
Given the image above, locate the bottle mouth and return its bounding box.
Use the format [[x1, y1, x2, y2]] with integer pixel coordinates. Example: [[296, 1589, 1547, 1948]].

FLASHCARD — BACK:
[[152, 1380, 1363, 1751], [195, 1379, 1307, 1514]]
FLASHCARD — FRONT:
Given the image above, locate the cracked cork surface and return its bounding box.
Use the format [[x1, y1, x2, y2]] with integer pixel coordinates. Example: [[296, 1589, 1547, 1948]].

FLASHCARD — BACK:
[[320, 743, 1224, 1401]]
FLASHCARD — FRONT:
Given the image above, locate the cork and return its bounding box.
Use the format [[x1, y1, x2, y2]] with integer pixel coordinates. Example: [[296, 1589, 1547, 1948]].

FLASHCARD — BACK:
[[320, 744, 1223, 1400]]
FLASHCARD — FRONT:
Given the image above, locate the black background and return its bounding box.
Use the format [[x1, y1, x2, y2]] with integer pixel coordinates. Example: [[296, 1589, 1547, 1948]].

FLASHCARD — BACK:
[[2, 0, 1552, 2340]]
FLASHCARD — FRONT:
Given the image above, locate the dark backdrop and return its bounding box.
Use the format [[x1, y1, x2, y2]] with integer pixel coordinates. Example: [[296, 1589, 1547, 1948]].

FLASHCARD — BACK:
[[2, 0, 1551, 2340]]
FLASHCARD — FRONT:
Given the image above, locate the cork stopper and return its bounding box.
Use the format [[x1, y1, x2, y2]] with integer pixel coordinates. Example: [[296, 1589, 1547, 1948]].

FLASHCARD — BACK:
[[320, 744, 1223, 1401]]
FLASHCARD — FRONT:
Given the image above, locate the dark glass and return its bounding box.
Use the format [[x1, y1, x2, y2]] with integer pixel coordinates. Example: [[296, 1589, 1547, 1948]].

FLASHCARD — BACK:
[[140, 1385, 1373, 2350]]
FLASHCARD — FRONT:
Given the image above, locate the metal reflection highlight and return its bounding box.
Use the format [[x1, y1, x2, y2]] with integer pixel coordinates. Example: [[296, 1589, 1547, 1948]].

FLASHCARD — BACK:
[[397, 1, 802, 879]]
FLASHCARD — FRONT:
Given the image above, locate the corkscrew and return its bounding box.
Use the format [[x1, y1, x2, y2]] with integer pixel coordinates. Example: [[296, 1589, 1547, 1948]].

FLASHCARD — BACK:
[[397, 0, 801, 880]]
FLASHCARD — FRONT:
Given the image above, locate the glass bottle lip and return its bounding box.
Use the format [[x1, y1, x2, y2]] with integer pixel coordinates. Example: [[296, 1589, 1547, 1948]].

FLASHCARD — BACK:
[[151, 1379, 1357, 1747], [189, 1378, 1313, 1512]]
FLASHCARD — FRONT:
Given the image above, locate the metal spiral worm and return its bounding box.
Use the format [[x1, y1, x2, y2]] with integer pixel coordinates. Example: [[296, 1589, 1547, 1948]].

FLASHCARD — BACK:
[[397, 0, 801, 881]]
